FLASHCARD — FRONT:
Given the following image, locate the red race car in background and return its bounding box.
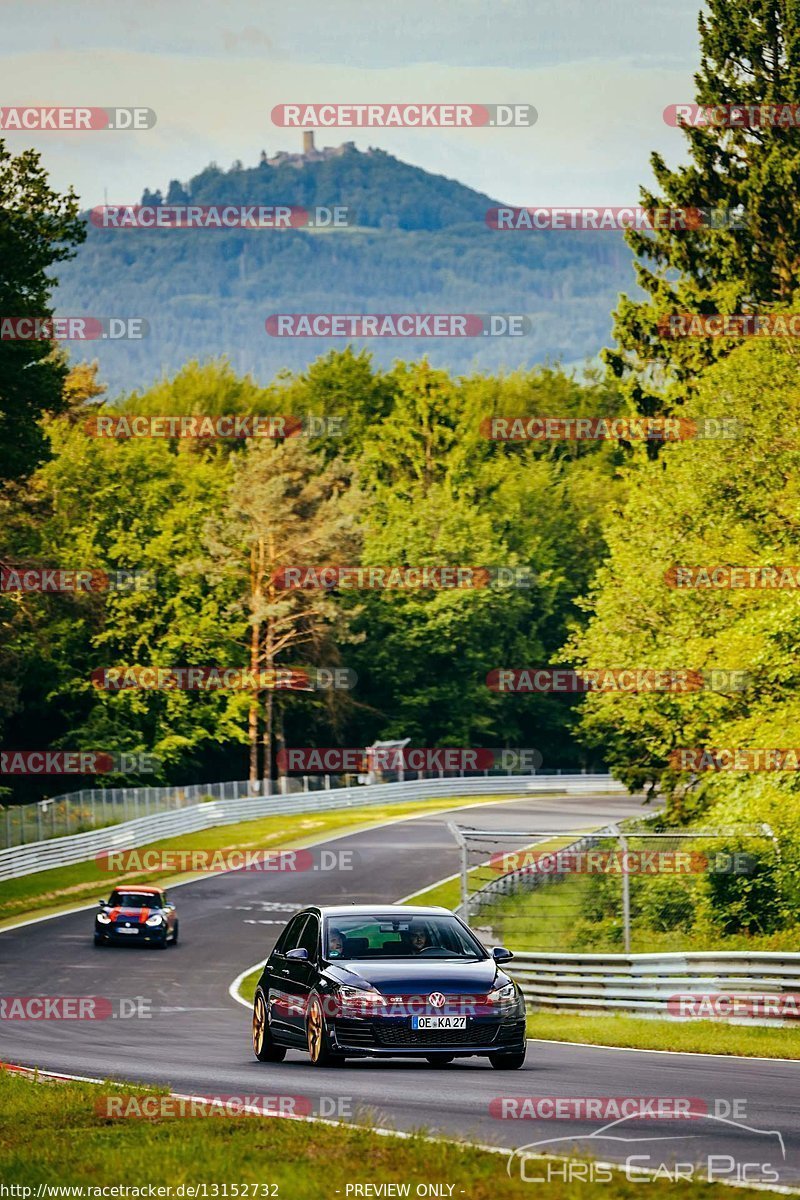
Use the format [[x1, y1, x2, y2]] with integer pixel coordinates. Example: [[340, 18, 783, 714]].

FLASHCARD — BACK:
[[94, 885, 178, 948]]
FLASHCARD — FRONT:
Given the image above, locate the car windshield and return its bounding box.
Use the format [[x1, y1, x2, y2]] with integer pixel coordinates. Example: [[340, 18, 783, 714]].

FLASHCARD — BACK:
[[323, 914, 485, 960], [108, 891, 161, 908]]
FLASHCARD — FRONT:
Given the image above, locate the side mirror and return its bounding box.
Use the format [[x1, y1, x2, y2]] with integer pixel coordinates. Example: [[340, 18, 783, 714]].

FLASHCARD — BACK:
[[98, 899, 107, 907], [492, 946, 514, 963], [286, 947, 310, 961]]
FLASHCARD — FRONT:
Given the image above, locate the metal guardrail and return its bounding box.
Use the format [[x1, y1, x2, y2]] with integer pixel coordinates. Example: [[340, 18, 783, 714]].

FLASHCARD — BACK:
[[0, 767, 609, 848], [508, 950, 800, 1024], [0, 773, 625, 881]]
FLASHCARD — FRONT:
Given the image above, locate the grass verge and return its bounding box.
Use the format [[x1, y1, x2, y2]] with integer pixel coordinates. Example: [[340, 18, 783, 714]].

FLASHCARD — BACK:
[[0, 1068, 775, 1198], [526, 1010, 800, 1058], [0, 794, 525, 928]]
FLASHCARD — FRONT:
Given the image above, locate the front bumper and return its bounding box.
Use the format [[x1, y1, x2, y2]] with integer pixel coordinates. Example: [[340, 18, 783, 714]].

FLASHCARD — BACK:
[[96, 923, 167, 944], [329, 1013, 526, 1057]]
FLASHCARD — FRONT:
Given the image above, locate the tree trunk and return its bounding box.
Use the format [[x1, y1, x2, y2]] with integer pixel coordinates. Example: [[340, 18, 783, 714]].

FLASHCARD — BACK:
[[262, 689, 273, 795], [275, 701, 286, 795], [248, 542, 262, 785]]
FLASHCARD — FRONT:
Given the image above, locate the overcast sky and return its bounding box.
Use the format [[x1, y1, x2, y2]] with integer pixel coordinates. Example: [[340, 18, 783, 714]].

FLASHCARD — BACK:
[[1, 0, 705, 207]]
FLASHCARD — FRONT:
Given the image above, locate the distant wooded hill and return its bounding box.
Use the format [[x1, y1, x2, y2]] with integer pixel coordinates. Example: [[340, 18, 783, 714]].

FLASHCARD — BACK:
[[54, 144, 637, 395]]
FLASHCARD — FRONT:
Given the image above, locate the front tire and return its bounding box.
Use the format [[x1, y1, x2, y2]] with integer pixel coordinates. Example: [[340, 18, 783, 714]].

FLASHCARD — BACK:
[[253, 991, 286, 1062], [307, 994, 343, 1067], [489, 1049, 527, 1070], [171, 921, 179, 945]]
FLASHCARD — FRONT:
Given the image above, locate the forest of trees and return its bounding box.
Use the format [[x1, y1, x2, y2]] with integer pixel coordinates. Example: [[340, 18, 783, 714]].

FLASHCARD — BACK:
[[0, 350, 624, 804]]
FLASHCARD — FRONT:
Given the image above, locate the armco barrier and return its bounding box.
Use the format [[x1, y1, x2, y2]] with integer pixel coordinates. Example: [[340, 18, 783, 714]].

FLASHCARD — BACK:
[[508, 950, 800, 1024], [0, 774, 624, 881]]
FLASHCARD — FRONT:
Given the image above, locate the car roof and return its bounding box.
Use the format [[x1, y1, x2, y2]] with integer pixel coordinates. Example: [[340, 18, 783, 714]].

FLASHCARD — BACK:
[[113, 885, 162, 894], [313, 904, 451, 917]]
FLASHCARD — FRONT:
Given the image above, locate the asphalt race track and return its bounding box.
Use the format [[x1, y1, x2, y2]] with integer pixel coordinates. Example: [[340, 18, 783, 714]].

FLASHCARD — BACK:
[[1, 792, 799, 1187]]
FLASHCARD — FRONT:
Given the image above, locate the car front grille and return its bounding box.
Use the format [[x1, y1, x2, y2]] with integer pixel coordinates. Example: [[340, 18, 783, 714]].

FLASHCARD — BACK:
[[374, 1020, 499, 1048]]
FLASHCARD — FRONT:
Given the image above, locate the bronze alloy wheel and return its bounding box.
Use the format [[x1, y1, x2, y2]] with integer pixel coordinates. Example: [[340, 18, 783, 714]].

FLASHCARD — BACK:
[[307, 996, 324, 1062], [252, 991, 286, 1063], [306, 994, 342, 1066], [253, 992, 266, 1057]]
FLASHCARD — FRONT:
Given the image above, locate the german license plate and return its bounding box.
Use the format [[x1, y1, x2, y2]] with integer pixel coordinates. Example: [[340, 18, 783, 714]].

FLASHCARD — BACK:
[[116, 927, 138, 934], [412, 1015, 467, 1030]]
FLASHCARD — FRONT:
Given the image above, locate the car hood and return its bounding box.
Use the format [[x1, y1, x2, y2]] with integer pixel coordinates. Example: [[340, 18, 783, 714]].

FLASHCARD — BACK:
[[103, 905, 164, 919], [323, 957, 505, 995]]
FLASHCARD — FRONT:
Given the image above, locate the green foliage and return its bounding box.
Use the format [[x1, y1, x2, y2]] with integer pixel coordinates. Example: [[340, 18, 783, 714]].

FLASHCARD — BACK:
[[0, 352, 621, 800], [606, 0, 800, 415], [0, 140, 85, 480]]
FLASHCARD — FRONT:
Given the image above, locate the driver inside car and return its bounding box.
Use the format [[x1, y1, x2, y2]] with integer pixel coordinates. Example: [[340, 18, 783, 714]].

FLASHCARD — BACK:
[[410, 926, 431, 952], [327, 927, 345, 958]]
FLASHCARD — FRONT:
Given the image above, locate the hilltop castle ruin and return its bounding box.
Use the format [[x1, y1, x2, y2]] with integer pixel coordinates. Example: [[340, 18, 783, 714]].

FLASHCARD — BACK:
[[258, 130, 357, 169]]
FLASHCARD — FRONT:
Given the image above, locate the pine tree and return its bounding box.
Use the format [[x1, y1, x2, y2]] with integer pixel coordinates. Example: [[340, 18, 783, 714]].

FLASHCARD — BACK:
[[606, 0, 800, 418]]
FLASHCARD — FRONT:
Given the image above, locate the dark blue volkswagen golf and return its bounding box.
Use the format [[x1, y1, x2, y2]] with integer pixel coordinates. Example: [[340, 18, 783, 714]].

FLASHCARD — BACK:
[[252, 904, 526, 1068]]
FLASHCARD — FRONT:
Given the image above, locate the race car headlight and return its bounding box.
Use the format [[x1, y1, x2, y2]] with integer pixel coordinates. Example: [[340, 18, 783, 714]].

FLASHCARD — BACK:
[[145, 914, 164, 927], [96, 912, 111, 925], [337, 985, 384, 1005], [486, 981, 517, 1005]]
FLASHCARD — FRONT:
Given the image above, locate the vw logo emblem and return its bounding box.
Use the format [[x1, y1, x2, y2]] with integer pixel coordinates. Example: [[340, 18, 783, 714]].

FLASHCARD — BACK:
[[428, 992, 445, 1008]]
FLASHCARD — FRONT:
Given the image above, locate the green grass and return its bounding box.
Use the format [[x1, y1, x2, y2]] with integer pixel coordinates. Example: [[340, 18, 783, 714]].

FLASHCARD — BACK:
[[405, 833, 577, 912], [526, 1011, 800, 1058], [238, 965, 263, 1005], [0, 1068, 775, 1198], [440, 836, 800, 954], [0, 794, 525, 927]]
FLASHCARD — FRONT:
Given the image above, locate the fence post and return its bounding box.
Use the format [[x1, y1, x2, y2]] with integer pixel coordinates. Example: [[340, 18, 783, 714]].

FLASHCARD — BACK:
[[614, 824, 631, 953]]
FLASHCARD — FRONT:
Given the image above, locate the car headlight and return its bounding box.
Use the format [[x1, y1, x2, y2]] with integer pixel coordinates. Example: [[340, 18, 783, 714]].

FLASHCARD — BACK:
[[486, 981, 517, 1005], [145, 914, 164, 927], [337, 985, 384, 1004], [96, 912, 111, 925]]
